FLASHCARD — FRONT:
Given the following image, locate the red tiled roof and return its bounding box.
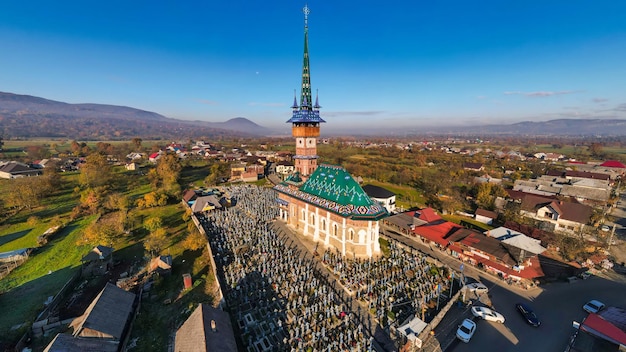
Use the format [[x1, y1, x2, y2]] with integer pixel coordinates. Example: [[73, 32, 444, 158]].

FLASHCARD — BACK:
[[600, 160, 626, 168], [149, 152, 160, 159], [474, 254, 544, 280], [583, 313, 626, 346], [414, 208, 442, 223], [182, 189, 197, 202], [413, 221, 461, 246]]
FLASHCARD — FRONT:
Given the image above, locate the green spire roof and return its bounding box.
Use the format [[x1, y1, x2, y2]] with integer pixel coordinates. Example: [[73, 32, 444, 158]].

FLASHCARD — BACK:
[[300, 5, 312, 109], [274, 164, 388, 220]]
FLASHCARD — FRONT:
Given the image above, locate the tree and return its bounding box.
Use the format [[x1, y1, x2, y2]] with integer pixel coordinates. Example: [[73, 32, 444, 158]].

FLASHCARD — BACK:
[[475, 183, 494, 209], [27, 216, 40, 227], [155, 153, 182, 195], [26, 145, 50, 160], [95, 142, 114, 155], [70, 140, 88, 156], [131, 137, 143, 150], [589, 143, 604, 158], [183, 228, 206, 251], [138, 191, 168, 208], [79, 153, 112, 188], [144, 228, 168, 256], [105, 193, 130, 212], [80, 187, 107, 215], [5, 178, 41, 209], [144, 216, 163, 232], [79, 217, 119, 246], [182, 207, 193, 222]]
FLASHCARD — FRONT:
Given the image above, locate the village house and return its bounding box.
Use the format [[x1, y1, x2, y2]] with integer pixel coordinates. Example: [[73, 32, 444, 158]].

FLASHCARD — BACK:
[[275, 161, 296, 179], [149, 255, 173, 275], [44, 283, 136, 352], [0, 161, 42, 179], [175, 304, 237, 352], [509, 192, 593, 233], [445, 228, 545, 281], [462, 162, 484, 172], [362, 184, 396, 214], [81, 245, 114, 277], [474, 208, 498, 225], [148, 151, 163, 163]]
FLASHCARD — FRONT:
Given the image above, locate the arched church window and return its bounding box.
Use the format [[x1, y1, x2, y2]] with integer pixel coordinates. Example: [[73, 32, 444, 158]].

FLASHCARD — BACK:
[[349, 229, 355, 242], [301, 209, 306, 220], [321, 218, 326, 231], [310, 214, 315, 226], [333, 224, 338, 237]]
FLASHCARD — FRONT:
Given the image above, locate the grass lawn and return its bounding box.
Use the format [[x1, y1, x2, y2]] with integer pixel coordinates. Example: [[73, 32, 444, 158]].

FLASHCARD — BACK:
[[362, 179, 426, 209], [0, 215, 96, 337]]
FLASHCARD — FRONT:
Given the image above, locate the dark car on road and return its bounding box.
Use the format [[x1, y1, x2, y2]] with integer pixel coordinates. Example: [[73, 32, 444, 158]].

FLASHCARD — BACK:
[[516, 303, 540, 327]]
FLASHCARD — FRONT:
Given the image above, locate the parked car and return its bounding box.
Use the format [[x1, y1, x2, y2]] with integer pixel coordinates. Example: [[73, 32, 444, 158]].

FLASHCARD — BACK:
[[456, 318, 477, 343], [583, 300, 605, 314], [471, 306, 505, 323], [516, 303, 540, 327], [464, 282, 489, 295]]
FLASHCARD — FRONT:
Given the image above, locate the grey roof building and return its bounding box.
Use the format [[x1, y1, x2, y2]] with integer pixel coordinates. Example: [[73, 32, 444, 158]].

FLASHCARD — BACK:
[[175, 303, 237, 352]]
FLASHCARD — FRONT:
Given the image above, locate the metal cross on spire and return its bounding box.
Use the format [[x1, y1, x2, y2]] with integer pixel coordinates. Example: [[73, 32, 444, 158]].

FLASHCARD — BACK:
[[303, 4, 310, 27]]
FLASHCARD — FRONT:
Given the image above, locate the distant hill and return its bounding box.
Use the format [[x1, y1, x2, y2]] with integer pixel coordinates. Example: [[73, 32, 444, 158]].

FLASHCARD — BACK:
[[463, 119, 626, 136], [0, 92, 270, 140], [348, 118, 626, 137], [3, 91, 625, 139], [211, 117, 271, 134]]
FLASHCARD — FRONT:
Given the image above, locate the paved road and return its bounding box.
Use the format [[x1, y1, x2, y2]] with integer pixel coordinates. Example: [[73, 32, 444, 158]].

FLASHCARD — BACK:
[[380, 224, 626, 352], [448, 274, 626, 352]]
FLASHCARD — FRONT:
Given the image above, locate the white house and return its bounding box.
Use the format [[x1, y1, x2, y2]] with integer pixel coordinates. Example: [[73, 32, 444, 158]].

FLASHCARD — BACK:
[[362, 184, 396, 214]]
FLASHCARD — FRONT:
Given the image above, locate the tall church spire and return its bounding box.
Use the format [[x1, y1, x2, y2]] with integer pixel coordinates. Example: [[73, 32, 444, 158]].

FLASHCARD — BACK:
[[300, 4, 312, 110], [287, 4, 324, 178], [286, 4, 325, 124]]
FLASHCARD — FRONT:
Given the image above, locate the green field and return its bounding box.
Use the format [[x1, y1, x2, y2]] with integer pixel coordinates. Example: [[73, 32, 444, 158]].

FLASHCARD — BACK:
[[0, 215, 95, 336], [362, 179, 426, 210]]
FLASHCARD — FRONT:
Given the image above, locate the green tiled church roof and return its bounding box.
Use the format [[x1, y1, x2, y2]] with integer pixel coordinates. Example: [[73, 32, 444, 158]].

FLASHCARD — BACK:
[[274, 164, 388, 220]]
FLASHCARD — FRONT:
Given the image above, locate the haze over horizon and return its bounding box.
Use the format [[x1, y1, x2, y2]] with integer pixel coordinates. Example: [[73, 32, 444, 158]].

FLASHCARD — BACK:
[[1, 1, 625, 131]]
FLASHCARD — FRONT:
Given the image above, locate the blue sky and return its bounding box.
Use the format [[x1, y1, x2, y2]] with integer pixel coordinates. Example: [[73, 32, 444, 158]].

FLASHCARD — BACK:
[[1, 1, 625, 131]]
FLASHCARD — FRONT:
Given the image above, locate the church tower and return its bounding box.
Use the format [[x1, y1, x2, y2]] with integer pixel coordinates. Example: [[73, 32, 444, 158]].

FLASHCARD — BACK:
[[286, 5, 325, 178]]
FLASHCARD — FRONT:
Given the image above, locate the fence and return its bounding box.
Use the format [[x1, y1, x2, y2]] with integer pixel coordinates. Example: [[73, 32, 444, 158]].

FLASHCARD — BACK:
[[32, 269, 82, 336], [191, 214, 225, 307]]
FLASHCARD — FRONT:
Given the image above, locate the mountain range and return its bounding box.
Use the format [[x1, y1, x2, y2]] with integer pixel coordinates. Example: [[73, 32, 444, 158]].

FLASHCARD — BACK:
[[0, 92, 271, 140], [1, 91, 625, 139]]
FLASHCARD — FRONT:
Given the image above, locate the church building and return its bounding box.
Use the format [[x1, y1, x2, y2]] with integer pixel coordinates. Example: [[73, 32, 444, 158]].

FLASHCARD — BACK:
[[274, 5, 388, 258]]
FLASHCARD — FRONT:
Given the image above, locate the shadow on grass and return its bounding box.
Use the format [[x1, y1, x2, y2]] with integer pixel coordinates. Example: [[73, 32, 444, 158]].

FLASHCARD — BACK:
[[33, 203, 76, 220], [113, 242, 146, 262], [162, 211, 184, 229], [0, 229, 32, 248], [179, 166, 210, 188], [0, 266, 77, 343]]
